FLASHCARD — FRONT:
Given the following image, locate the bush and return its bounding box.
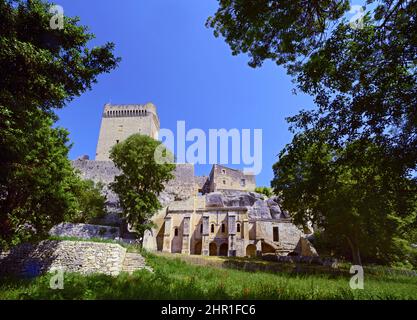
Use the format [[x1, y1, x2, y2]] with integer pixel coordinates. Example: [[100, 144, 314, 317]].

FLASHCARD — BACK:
[[67, 179, 106, 224], [254, 187, 273, 198]]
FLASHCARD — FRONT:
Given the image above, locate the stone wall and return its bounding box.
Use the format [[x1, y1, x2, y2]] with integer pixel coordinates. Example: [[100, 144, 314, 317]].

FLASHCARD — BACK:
[[0, 240, 126, 277], [49, 223, 120, 240], [276, 222, 305, 252], [72, 160, 197, 207], [157, 163, 197, 205], [72, 159, 120, 184], [72, 159, 120, 206], [296, 237, 319, 257], [194, 175, 209, 192]]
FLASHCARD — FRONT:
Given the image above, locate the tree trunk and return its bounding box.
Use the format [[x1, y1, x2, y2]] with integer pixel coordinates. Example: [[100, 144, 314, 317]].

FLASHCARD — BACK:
[[346, 236, 362, 266]]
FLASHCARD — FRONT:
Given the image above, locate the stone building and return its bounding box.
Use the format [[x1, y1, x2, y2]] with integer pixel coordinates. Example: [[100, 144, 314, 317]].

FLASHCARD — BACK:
[[144, 188, 317, 257], [202, 164, 256, 193], [96, 103, 160, 161], [73, 102, 317, 258]]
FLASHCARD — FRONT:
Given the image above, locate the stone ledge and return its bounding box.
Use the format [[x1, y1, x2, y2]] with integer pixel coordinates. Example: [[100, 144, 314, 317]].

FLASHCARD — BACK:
[[49, 222, 120, 240]]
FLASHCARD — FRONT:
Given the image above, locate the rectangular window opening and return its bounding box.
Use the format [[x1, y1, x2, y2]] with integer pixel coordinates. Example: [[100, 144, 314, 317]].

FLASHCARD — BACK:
[[273, 227, 279, 242]]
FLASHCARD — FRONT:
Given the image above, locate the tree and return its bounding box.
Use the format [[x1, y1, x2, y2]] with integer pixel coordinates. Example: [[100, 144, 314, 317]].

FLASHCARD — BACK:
[[68, 179, 106, 224], [207, 0, 350, 69], [0, 0, 120, 248], [208, 1, 417, 169], [0, 0, 119, 173], [208, 0, 417, 265], [0, 0, 120, 114], [272, 130, 417, 266], [1, 112, 79, 247], [110, 134, 176, 237]]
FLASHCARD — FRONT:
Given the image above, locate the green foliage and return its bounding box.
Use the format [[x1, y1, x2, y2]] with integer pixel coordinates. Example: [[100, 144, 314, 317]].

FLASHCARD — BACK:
[[1, 253, 417, 300], [209, 0, 417, 266], [272, 131, 417, 266], [209, 1, 417, 170], [0, 0, 119, 248], [68, 179, 106, 224], [0, 112, 77, 248], [254, 186, 273, 198], [0, 112, 106, 248], [109, 134, 176, 237], [0, 0, 120, 112], [48, 235, 120, 244], [207, 0, 350, 69], [209, 0, 417, 173]]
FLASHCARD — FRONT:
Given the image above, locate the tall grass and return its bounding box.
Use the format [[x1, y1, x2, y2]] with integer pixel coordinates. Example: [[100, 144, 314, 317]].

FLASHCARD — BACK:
[[1, 253, 416, 300]]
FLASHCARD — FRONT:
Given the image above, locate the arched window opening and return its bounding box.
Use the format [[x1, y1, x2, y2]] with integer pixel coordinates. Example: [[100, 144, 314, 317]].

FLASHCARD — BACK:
[[174, 228, 179, 237], [236, 223, 241, 233], [210, 224, 214, 233], [221, 223, 226, 233]]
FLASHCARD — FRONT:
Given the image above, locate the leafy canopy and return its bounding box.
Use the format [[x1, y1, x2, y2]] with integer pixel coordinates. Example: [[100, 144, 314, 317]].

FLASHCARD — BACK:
[[208, 0, 417, 265], [0, 0, 119, 248], [208, 0, 417, 171], [272, 131, 417, 265], [0, 0, 120, 113]]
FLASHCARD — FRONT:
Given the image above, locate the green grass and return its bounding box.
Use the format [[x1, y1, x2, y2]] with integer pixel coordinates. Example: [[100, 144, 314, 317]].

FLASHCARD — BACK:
[[47, 235, 141, 251], [1, 252, 416, 300], [47, 235, 121, 244]]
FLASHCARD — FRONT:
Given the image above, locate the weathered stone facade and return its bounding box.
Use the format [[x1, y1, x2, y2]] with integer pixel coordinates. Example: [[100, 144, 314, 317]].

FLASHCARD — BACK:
[[72, 159, 198, 208], [203, 164, 256, 193], [144, 190, 317, 258], [96, 103, 160, 161]]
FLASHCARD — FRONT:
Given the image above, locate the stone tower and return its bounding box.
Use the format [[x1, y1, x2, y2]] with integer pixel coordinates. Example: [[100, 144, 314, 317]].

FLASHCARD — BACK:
[[95, 103, 160, 161]]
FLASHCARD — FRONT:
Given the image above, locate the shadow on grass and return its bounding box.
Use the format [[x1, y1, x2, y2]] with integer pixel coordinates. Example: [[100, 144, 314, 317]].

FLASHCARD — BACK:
[[0, 241, 61, 279], [2, 251, 416, 300], [153, 252, 350, 280]]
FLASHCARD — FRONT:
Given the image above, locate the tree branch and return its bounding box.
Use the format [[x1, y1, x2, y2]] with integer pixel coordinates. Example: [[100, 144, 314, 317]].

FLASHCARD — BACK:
[[379, 0, 407, 29]]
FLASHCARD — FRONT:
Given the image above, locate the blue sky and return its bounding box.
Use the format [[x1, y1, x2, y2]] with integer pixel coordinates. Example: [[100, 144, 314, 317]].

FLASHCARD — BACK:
[[55, 0, 315, 187]]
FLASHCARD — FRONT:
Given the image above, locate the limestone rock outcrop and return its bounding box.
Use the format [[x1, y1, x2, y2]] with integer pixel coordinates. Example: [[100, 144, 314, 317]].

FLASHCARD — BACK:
[[204, 190, 289, 221], [49, 223, 120, 240], [206, 192, 224, 207]]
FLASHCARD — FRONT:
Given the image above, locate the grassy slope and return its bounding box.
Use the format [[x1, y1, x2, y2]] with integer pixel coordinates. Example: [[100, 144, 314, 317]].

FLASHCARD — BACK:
[[1, 252, 416, 300]]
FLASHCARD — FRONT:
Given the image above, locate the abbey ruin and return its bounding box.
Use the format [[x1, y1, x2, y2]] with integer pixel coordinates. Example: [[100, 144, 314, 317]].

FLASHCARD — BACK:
[[73, 103, 317, 258]]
